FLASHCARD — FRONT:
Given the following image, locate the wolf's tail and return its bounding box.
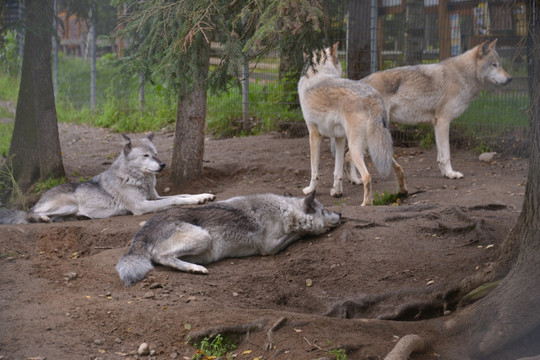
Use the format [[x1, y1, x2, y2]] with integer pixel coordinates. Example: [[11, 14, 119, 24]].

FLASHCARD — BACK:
[[0, 209, 31, 224], [116, 233, 153, 286], [367, 110, 394, 177]]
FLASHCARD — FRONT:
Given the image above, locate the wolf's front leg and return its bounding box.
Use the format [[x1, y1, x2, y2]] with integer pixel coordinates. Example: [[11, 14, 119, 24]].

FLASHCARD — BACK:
[[434, 120, 463, 179], [173, 193, 215, 205]]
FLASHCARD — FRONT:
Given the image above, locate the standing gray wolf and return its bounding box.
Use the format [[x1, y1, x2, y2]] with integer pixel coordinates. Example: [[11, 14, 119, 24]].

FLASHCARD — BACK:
[[116, 192, 341, 286], [298, 42, 407, 206], [0, 133, 215, 224], [361, 39, 512, 179]]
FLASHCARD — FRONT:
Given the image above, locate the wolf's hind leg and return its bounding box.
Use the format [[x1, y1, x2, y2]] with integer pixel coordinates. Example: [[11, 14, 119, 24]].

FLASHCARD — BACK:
[[392, 158, 408, 195], [303, 125, 322, 195], [156, 255, 209, 274], [151, 223, 212, 274], [330, 136, 346, 197]]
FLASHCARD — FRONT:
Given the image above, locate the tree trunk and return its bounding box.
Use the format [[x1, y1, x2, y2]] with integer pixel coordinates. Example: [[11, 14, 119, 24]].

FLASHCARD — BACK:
[[445, 2, 540, 357], [7, 0, 64, 193], [170, 39, 210, 185], [346, 0, 371, 80]]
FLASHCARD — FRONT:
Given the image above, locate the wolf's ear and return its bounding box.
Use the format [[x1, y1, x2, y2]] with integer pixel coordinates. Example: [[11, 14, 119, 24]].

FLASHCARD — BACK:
[[146, 132, 155, 142], [489, 38, 498, 50], [121, 134, 132, 156], [478, 40, 491, 58], [303, 191, 316, 214]]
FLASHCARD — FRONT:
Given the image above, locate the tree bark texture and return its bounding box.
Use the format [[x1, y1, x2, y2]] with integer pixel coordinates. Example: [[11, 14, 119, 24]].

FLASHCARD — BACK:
[[346, 0, 371, 80], [171, 39, 210, 185], [445, 3, 540, 358], [8, 0, 64, 192]]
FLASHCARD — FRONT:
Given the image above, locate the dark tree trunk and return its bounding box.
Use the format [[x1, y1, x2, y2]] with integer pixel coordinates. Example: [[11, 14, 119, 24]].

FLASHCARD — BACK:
[[7, 0, 64, 192], [445, 2, 540, 358], [171, 39, 210, 185], [346, 0, 371, 80]]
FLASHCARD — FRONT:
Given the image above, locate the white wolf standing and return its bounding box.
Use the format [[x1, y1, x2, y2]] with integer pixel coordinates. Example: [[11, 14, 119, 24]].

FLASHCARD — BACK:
[[360, 39, 512, 179], [116, 192, 341, 286], [298, 42, 407, 206], [0, 133, 215, 224]]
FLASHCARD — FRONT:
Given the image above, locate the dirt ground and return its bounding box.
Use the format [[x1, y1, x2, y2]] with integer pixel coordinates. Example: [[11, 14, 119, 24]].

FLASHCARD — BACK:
[[0, 123, 530, 360]]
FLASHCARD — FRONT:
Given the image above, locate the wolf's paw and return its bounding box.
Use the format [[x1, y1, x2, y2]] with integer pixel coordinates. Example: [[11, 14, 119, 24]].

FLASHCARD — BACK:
[[303, 186, 315, 195], [198, 193, 216, 204], [330, 188, 342, 197], [38, 215, 51, 223], [445, 170, 464, 179], [187, 264, 209, 274]]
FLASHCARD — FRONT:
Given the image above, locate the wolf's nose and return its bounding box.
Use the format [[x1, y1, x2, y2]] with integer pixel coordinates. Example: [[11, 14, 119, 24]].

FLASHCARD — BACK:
[[160, 162, 166, 170], [505, 76, 513, 84]]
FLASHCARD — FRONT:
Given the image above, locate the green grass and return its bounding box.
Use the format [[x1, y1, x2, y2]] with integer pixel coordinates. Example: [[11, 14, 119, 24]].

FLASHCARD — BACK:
[[191, 334, 236, 360], [373, 190, 408, 206], [0, 123, 13, 157], [455, 91, 530, 131], [0, 75, 19, 102], [207, 80, 302, 137]]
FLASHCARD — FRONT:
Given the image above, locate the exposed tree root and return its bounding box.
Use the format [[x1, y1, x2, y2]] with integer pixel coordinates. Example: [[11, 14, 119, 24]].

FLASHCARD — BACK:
[[384, 334, 425, 360], [264, 316, 287, 351]]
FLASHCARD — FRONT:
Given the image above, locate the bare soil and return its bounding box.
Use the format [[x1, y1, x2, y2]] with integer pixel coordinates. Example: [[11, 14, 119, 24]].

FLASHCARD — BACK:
[[0, 123, 529, 360]]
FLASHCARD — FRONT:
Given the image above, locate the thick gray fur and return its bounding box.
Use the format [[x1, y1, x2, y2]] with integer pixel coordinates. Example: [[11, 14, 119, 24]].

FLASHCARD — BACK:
[[0, 133, 215, 224], [116, 192, 341, 286]]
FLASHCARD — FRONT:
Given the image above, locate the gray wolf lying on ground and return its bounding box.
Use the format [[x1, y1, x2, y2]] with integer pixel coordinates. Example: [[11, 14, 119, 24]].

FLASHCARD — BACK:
[[116, 192, 341, 286], [299, 42, 407, 206], [0, 133, 215, 224]]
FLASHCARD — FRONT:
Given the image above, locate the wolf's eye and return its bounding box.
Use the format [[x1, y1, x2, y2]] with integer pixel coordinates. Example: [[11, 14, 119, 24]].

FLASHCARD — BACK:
[[492, 63, 497, 68], [144, 154, 150, 157]]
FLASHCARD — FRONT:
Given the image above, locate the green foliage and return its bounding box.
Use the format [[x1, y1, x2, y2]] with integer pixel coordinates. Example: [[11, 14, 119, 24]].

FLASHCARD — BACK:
[[191, 334, 236, 360], [327, 347, 348, 360], [0, 73, 19, 102], [33, 176, 66, 194], [113, 0, 328, 99], [474, 142, 492, 154], [0, 31, 22, 76], [0, 123, 13, 157], [0, 157, 26, 208], [207, 81, 302, 137], [326, 340, 348, 360], [373, 191, 407, 206]]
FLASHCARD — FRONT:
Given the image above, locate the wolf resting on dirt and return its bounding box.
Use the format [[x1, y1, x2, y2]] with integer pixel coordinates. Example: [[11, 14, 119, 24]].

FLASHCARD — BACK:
[[0, 133, 215, 224], [116, 192, 341, 286]]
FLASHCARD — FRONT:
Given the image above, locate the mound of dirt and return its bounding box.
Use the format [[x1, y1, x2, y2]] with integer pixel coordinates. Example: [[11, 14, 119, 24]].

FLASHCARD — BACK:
[[0, 123, 529, 359]]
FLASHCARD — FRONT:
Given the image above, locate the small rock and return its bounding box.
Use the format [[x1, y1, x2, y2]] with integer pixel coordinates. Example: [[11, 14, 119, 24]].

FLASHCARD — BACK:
[[185, 296, 197, 303], [163, 187, 171, 194], [93, 339, 103, 345], [138, 342, 150, 356], [144, 291, 155, 299], [478, 152, 496, 162], [115, 337, 122, 344], [305, 278, 313, 287], [169, 352, 178, 359], [149, 283, 164, 290], [64, 272, 78, 281]]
